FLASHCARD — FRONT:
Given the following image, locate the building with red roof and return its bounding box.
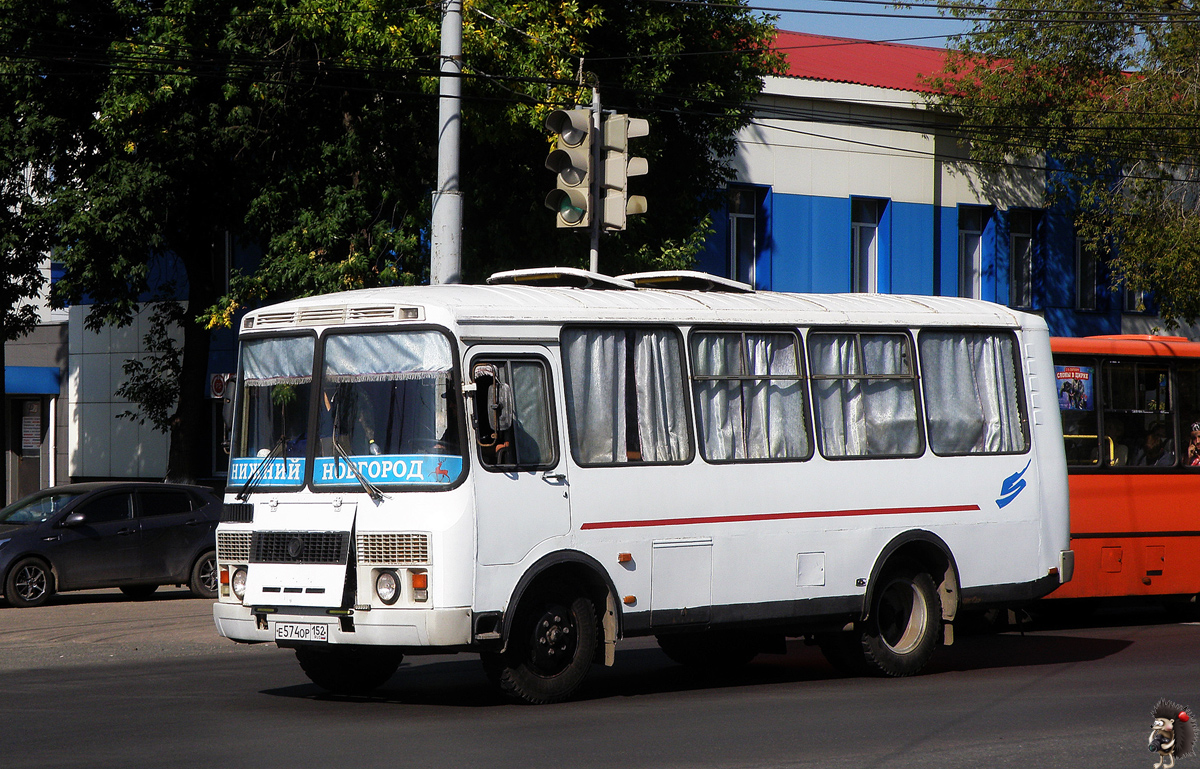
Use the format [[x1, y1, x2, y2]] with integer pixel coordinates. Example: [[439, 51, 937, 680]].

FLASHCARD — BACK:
[[695, 30, 1159, 341]]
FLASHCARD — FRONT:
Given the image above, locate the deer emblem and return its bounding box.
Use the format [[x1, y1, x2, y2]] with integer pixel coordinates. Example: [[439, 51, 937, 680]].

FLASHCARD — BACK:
[[433, 459, 450, 483]]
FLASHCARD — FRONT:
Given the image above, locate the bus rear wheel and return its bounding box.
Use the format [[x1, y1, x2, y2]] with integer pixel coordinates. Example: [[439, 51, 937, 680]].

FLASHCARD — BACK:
[[482, 586, 597, 705], [860, 570, 941, 677], [295, 646, 403, 696]]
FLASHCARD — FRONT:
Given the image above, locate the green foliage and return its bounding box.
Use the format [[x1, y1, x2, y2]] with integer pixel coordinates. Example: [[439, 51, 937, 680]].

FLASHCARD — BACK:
[[0, 0, 780, 474], [928, 0, 1200, 326]]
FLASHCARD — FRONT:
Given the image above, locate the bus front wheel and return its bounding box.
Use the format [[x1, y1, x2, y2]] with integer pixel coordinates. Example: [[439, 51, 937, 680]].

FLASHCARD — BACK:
[[482, 586, 597, 704], [295, 646, 403, 696], [860, 569, 941, 677]]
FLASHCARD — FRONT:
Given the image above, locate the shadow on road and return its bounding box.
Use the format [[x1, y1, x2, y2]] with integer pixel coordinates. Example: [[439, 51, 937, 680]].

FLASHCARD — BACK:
[[259, 622, 1135, 707], [0, 586, 201, 610]]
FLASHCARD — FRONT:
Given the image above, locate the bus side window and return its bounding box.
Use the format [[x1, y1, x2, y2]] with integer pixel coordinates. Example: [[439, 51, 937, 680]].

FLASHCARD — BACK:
[[807, 331, 923, 458], [1052, 357, 1099, 466], [1176, 363, 1200, 469], [1105, 361, 1174, 468], [919, 330, 1028, 455], [689, 330, 810, 462], [561, 327, 692, 466], [472, 360, 557, 471]]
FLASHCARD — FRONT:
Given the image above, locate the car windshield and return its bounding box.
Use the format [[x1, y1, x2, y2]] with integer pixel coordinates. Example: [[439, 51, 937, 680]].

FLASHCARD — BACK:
[[0, 491, 83, 524], [228, 335, 315, 489]]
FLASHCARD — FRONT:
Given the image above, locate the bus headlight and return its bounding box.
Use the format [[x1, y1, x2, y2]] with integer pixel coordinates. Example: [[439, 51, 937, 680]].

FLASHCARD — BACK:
[[375, 570, 400, 605], [231, 568, 248, 600]]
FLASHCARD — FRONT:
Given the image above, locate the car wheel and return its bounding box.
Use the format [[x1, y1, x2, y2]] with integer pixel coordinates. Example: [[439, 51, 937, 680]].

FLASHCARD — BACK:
[[5, 557, 55, 608], [119, 585, 158, 600], [188, 551, 217, 599], [481, 584, 597, 705], [295, 646, 403, 696], [860, 569, 941, 677]]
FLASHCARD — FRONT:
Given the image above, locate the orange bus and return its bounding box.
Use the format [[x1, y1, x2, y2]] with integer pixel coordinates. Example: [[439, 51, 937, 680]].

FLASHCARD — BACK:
[[1050, 335, 1200, 605]]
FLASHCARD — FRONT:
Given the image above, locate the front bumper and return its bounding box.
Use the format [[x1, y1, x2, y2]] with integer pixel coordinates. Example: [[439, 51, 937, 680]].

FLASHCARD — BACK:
[[213, 601, 472, 647]]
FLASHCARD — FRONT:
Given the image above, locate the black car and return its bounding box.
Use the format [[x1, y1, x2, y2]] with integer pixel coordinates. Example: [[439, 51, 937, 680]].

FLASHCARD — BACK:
[[0, 482, 221, 608]]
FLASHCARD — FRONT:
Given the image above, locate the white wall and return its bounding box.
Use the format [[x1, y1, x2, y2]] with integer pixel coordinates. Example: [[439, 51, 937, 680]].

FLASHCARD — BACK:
[[68, 304, 184, 479]]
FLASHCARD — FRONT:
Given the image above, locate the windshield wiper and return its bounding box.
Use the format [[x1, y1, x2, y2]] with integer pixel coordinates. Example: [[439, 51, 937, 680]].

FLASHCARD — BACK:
[[332, 440, 385, 502], [236, 433, 288, 502]]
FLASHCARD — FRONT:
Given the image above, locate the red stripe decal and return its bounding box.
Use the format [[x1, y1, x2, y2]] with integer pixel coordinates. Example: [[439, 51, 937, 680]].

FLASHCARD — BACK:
[[579, 504, 981, 531]]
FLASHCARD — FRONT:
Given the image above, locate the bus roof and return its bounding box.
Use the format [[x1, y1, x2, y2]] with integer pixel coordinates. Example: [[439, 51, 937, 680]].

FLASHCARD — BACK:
[[1051, 335, 1200, 358], [241, 283, 1041, 333]]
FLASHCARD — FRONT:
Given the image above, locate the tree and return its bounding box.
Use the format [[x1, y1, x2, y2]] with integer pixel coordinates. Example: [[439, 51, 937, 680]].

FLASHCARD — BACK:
[[927, 0, 1200, 325], [0, 0, 782, 482]]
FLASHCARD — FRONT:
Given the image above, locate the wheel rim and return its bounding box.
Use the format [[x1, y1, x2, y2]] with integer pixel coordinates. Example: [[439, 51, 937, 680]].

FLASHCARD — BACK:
[[876, 578, 928, 655], [199, 556, 217, 593], [526, 602, 578, 677], [14, 564, 47, 603]]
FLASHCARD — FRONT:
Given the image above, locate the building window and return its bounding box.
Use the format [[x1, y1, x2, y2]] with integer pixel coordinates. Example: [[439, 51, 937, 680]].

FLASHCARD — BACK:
[[1076, 236, 1099, 311], [727, 189, 756, 287], [958, 207, 986, 299], [1124, 286, 1147, 313], [1009, 210, 1035, 308], [851, 198, 883, 293]]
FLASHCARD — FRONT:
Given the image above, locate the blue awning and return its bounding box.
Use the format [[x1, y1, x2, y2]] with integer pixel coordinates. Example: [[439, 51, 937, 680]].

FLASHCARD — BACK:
[[6, 366, 61, 395]]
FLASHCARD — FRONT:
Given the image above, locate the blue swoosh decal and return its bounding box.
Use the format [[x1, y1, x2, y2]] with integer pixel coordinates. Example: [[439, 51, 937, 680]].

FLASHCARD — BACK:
[[996, 460, 1032, 509]]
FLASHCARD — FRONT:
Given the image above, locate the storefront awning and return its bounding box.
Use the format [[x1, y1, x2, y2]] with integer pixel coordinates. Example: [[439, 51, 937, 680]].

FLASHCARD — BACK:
[[6, 366, 61, 395]]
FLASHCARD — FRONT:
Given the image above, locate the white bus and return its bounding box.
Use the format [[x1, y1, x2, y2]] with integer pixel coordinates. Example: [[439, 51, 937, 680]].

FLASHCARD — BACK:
[[213, 268, 1072, 703]]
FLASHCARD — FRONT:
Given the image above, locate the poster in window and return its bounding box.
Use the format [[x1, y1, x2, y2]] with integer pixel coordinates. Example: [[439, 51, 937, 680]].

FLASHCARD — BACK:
[[1056, 365, 1094, 411]]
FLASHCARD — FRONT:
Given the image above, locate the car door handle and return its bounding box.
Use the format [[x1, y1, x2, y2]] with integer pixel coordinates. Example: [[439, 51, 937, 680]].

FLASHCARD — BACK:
[[184, 519, 202, 526], [117, 528, 137, 536], [541, 472, 567, 484]]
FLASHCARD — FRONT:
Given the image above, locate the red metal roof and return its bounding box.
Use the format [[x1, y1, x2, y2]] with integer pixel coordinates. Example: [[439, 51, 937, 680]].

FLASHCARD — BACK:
[[773, 30, 950, 94]]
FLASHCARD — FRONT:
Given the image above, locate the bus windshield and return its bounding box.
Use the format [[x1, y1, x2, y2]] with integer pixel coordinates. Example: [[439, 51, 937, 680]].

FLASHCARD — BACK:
[[229, 335, 315, 489], [313, 330, 463, 488]]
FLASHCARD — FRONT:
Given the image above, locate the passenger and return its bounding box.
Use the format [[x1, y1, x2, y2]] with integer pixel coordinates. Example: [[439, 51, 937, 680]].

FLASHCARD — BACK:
[[1103, 418, 1129, 466], [1134, 422, 1175, 467], [1186, 422, 1200, 467]]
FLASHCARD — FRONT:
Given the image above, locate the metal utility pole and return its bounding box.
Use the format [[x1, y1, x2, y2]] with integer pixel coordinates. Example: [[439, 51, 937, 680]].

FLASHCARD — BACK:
[[431, 0, 463, 285]]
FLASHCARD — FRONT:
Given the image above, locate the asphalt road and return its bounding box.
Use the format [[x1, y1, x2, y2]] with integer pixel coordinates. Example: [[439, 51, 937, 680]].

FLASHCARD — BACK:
[[2, 590, 1196, 769]]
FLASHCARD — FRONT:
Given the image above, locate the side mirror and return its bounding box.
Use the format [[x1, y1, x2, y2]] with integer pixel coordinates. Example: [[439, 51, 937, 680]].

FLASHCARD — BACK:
[[61, 512, 86, 527]]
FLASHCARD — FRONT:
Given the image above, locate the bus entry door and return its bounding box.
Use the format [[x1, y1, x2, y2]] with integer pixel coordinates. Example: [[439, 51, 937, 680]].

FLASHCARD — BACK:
[[469, 348, 571, 566]]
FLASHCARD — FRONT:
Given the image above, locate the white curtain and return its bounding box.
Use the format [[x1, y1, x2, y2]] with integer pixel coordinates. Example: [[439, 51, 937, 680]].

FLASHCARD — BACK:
[[919, 331, 1026, 454], [562, 328, 689, 464], [562, 329, 627, 464], [809, 333, 919, 456], [241, 336, 314, 385], [692, 333, 807, 460], [324, 330, 452, 381]]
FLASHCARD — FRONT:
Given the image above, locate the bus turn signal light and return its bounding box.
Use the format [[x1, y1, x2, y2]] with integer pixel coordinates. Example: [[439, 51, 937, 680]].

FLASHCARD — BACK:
[[617, 553, 632, 563], [411, 572, 428, 602]]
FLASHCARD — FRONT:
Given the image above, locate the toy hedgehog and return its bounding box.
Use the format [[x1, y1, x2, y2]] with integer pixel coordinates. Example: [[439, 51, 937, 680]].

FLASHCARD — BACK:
[[1150, 699, 1196, 769]]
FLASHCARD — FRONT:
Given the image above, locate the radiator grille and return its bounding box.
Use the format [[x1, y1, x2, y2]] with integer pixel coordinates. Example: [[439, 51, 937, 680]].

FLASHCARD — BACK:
[[356, 532, 430, 566], [221, 503, 253, 523], [251, 531, 349, 564], [217, 531, 252, 563]]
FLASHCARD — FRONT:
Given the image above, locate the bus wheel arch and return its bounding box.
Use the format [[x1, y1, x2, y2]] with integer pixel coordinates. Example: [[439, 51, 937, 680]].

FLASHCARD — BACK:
[[849, 531, 959, 678], [483, 552, 618, 704], [864, 530, 960, 629]]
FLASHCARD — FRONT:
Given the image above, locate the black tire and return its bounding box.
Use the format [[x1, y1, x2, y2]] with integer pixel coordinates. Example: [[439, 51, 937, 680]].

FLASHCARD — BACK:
[[188, 551, 218, 599], [656, 631, 759, 670], [119, 584, 158, 600], [481, 586, 598, 704], [5, 557, 54, 608], [295, 646, 403, 696], [860, 570, 941, 677]]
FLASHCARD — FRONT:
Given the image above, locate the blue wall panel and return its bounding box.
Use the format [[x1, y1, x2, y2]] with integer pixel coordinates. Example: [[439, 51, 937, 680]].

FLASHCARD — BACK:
[[939, 205, 958, 296], [769, 193, 812, 293], [810, 196, 851, 293], [889, 201, 934, 295]]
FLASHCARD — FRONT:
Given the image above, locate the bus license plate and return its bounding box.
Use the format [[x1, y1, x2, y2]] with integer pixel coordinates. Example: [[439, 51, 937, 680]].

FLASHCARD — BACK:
[[274, 622, 329, 642]]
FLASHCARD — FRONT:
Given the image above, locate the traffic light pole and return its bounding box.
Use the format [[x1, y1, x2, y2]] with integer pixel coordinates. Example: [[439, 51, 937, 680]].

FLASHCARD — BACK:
[[589, 85, 601, 273], [431, 0, 463, 285]]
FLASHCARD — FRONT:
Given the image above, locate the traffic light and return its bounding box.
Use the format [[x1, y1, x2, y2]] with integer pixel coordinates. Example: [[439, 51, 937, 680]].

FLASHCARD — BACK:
[[600, 114, 649, 231], [544, 108, 593, 228]]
